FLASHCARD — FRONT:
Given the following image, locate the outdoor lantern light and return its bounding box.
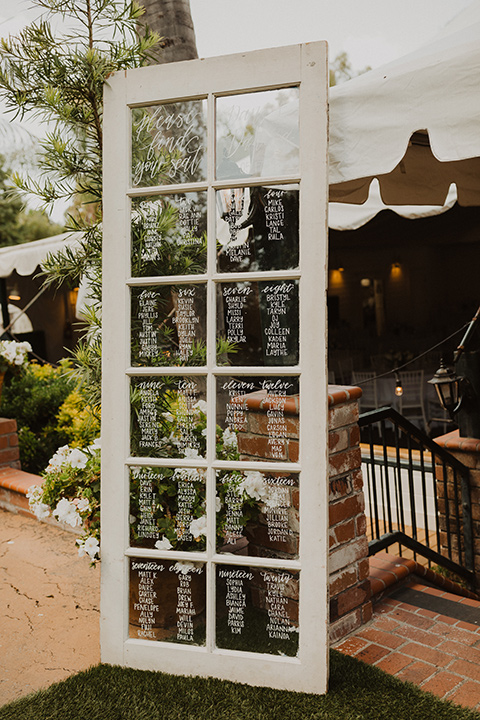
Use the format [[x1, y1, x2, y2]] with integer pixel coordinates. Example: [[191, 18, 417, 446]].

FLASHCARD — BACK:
[[428, 360, 461, 418]]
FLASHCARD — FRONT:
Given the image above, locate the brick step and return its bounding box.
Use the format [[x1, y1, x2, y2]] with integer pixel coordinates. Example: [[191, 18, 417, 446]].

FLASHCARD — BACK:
[[389, 582, 480, 626], [369, 552, 479, 602]]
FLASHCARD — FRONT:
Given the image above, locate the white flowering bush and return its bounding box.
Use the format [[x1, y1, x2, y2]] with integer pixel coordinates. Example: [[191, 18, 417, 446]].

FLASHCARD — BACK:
[[27, 440, 101, 563], [0, 340, 32, 373]]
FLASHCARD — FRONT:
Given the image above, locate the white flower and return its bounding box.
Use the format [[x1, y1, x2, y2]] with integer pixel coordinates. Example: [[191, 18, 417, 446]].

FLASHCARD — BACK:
[[215, 495, 222, 513], [75, 497, 91, 513], [239, 471, 268, 502], [183, 447, 200, 459], [88, 437, 101, 451], [0, 340, 31, 367], [162, 412, 174, 422], [53, 498, 82, 527], [46, 445, 71, 472], [222, 427, 238, 450], [201, 428, 207, 437], [32, 502, 51, 520], [77, 536, 100, 560], [26, 485, 51, 519], [189, 514, 207, 539], [26, 485, 43, 503], [155, 536, 173, 551], [194, 399, 208, 415], [67, 448, 88, 469]]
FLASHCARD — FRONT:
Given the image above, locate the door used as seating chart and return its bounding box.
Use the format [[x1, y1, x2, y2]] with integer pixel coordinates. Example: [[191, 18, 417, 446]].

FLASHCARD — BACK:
[[101, 43, 329, 694]]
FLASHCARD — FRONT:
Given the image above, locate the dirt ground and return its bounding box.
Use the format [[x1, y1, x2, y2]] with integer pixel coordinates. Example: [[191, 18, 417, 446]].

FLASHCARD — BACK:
[[0, 508, 100, 706]]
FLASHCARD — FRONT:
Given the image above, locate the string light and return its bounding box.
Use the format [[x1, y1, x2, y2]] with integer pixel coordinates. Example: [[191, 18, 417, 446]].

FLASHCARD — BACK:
[[350, 322, 469, 386], [394, 373, 403, 397]]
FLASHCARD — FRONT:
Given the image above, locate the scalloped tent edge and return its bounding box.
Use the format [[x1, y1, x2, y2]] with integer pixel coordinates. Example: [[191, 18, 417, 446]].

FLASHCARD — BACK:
[[0, 232, 82, 279], [329, 3, 480, 210]]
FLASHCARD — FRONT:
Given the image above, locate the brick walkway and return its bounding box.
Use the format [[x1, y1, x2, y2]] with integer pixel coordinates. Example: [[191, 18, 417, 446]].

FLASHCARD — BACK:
[[334, 556, 480, 712]]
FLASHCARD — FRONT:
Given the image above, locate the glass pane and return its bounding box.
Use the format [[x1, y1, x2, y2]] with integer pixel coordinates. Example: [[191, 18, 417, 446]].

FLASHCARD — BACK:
[[132, 99, 207, 187], [216, 565, 299, 655], [217, 280, 299, 366], [216, 88, 299, 181], [129, 558, 206, 645], [130, 375, 207, 459], [216, 470, 299, 558], [130, 465, 206, 551], [131, 283, 206, 366], [131, 193, 207, 277], [216, 375, 299, 462], [216, 186, 299, 273]]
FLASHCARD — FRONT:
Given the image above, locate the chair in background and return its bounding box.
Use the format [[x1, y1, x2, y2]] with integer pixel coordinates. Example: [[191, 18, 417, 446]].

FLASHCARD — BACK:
[[351, 371, 378, 413], [397, 370, 428, 431], [427, 396, 454, 436]]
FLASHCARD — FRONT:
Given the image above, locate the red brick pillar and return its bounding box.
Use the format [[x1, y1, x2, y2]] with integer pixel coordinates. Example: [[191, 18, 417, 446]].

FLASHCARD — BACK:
[[328, 386, 372, 642], [434, 430, 480, 593], [0, 418, 20, 470], [234, 384, 371, 642]]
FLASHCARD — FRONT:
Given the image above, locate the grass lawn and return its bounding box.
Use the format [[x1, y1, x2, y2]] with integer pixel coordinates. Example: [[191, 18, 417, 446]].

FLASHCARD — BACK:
[[0, 650, 478, 720]]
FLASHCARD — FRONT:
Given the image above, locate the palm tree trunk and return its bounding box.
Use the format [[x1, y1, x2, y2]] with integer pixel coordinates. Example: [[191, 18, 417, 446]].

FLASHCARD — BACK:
[[139, 0, 198, 64]]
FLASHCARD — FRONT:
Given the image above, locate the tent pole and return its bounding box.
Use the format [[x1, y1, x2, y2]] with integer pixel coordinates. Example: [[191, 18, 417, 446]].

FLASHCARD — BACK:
[[0, 279, 10, 339]]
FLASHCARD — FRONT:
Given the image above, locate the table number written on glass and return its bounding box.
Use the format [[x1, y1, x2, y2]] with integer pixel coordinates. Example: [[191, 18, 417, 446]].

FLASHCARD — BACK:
[[129, 560, 206, 644], [131, 376, 206, 459], [216, 564, 298, 655], [224, 285, 251, 345], [129, 465, 206, 551], [137, 289, 159, 359], [215, 470, 299, 558], [131, 284, 206, 367], [261, 281, 298, 360], [221, 567, 251, 636], [217, 280, 299, 365], [131, 193, 207, 278], [216, 375, 299, 464]]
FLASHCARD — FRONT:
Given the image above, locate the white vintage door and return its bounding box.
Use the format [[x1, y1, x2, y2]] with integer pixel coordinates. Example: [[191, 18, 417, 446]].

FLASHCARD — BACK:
[[101, 42, 329, 694]]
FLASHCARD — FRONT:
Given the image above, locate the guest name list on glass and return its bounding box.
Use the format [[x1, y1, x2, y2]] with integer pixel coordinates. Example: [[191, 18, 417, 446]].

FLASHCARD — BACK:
[[101, 43, 329, 694]]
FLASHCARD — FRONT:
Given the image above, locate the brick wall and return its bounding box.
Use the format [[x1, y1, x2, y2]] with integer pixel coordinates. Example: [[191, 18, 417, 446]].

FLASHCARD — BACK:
[[328, 387, 372, 642], [0, 418, 20, 470], [234, 384, 371, 642], [434, 431, 480, 594]]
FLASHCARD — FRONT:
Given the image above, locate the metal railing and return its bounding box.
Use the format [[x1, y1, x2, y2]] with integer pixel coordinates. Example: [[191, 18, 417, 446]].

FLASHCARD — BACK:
[[359, 406, 475, 590]]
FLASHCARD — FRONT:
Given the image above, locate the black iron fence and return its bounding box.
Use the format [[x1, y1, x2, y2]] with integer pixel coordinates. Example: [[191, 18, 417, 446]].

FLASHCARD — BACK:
[[359, 406, 476, 591]]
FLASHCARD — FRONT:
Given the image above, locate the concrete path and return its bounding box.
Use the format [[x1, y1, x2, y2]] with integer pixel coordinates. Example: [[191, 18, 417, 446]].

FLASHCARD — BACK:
[[0, 508, 100, 706]]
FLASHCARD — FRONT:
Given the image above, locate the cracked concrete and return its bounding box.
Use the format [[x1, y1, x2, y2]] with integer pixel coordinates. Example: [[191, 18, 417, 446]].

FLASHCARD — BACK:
[[0, 508, 100, 706]]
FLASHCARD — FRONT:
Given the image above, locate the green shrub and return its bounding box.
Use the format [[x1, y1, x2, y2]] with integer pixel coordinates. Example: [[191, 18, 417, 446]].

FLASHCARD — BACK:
[[55, 389, 100, 448], [0, 360, 75, 473]]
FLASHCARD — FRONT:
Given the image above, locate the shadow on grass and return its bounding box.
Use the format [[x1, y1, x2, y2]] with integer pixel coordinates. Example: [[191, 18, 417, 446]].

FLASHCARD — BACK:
[[0, 650, 478, 720]]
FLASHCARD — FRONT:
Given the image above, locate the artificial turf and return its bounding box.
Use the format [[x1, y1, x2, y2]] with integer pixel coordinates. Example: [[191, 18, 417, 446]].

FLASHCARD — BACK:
[[0, 649, 478, 720]]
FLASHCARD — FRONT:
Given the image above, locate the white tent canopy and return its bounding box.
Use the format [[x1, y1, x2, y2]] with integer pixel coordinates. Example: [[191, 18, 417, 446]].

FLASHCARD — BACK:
[[0, 232, 82, 278], [329, 1, 480, 207]]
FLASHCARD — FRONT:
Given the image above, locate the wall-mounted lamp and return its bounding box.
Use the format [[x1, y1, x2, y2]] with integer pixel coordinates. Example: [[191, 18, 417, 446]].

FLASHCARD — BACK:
[[8, 284, 20, 302], [428, 305, 480, 437], [428, 360, 461, 417], [390, 261, 402, 280], [330, 268, 345, 286]]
